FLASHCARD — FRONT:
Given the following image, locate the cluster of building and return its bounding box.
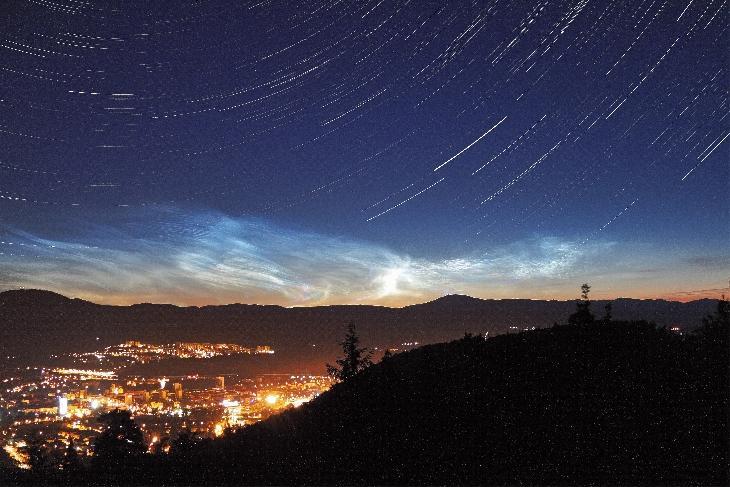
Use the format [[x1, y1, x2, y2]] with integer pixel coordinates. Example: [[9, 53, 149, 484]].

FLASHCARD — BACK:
[[69, 340, 274, 368], [0, 341, 330, 470]]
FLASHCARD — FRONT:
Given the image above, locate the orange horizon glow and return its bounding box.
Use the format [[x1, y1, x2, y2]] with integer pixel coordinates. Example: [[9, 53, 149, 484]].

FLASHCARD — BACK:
[[14, 286, 726, 309]]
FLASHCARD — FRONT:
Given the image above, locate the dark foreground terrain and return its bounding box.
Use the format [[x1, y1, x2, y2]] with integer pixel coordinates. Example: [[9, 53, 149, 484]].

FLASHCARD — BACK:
[[3, 304, 728, 486]]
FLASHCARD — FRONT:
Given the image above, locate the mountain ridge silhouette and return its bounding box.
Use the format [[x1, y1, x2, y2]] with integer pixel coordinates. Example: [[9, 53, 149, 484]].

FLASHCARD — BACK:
[[0, 288, 719, 373]]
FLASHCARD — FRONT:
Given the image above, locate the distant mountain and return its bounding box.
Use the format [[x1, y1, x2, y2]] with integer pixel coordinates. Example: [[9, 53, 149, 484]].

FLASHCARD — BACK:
[[0, 289, 718, 372], [0, 289, 75, 306]]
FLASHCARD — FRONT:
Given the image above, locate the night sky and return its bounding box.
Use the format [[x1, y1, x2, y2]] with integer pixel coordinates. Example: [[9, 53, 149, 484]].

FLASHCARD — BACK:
[[1, 0, 728, 306]]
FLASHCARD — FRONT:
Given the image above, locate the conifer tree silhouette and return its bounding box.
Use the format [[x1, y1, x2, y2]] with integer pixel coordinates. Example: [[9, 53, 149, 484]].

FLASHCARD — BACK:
[[327, 322, 372, 381]]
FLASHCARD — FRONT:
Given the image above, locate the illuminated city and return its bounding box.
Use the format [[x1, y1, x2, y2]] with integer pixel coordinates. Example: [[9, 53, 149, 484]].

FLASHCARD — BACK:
[[0, 341, 331, 469]]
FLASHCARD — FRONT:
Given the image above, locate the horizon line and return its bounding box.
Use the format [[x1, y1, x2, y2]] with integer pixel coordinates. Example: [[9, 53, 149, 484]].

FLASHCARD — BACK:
[[1, 287, 724, 309]]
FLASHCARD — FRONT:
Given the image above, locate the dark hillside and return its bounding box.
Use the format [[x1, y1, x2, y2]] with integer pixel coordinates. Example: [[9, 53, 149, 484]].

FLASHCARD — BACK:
[[156, 320, 728, 485], [7, 313, 728, 486]]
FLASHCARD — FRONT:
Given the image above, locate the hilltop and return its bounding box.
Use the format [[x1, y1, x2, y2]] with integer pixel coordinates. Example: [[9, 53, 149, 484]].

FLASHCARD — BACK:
[[183, 319, 727, 484]]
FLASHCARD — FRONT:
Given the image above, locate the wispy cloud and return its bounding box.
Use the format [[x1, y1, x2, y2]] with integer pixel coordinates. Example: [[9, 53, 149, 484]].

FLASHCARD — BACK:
[[0, 210, 724, 305]]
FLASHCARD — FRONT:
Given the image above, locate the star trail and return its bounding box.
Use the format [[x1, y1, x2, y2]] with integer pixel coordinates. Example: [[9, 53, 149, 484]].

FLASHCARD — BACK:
[[0, 0, 728, 305]]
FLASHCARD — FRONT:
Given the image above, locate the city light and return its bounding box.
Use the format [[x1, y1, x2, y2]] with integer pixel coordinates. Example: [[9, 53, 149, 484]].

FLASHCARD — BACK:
[[58, 396, 68, 416], [3, 444, 29, 469], [53, 368, 116, 379], [0, 340, 330, 468]]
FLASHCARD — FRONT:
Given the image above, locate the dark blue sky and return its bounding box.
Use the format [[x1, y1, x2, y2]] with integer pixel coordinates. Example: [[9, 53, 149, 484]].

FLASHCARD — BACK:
[[1, 0, 728, 305]]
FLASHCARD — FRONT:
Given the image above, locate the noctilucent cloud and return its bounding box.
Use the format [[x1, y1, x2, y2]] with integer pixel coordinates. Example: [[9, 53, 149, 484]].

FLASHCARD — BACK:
[[1, 0, 728, 306]]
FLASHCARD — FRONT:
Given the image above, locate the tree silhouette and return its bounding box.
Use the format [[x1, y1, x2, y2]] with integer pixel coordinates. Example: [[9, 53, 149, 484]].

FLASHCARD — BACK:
[[62, 438, 81, 478], [326, 322, 372, 381], [92, 409, 146, 473], [171, 430, 202, 457], [602, 302, 613, 324], [568, 283, 595, 325], [24, 434, 51, 473], [700, 296, 728, 330], [695, 295, 729, 348], [152, 436, 170, 456]]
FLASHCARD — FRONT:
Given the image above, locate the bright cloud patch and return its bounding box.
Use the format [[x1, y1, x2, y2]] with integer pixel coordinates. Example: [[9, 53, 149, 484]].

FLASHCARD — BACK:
[[0, 209, 717, 306]]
